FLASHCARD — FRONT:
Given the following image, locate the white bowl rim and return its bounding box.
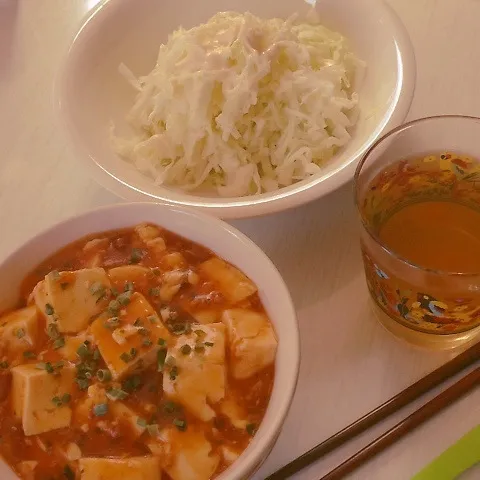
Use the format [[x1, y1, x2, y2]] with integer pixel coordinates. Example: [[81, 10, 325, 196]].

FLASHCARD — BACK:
[[0, 201, 300, 480], [56, 0, 416, 219]]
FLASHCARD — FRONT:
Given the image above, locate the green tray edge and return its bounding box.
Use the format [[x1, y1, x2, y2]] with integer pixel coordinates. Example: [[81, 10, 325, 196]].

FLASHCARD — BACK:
[[412, 425, 480, 480]]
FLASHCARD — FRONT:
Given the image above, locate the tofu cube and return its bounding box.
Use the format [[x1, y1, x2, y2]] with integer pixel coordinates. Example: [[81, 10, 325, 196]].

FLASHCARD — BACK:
[[34, 268, 111, 333], [62, 442, 83, 461], [0, 306, 39, 352], [17, 460, 38, 479], [198, 258, 257, 304], [74, 384, 108, 424], [135, 223, 167, 256], [159, 269, 190, 302], [163, 323, 226, 421], [83, 238, 109, 252], [90, 292, 171, 379], [191, 309, 221, 325], [57, 333, 90, 362], [148, 238, 167, 256], [111, 402, 146, 438], [161, 252, 186, 270], [31, 279, 47, 309], [108, 265, 152, 291], [159, 427, 219, 480], [83, 238, 109, 268], [219, 394, 248, 430], [79, 456, 160, 480], [74, 385, 145, 438], [135, 223, 162, 243], [11, 364, 75, 435], [221, 309, 277, 379], [220, 446, 241, 466]]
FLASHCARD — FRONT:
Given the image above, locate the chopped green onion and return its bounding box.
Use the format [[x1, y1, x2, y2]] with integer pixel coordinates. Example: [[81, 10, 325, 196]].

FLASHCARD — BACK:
[[47, 323, 60, 340], [93, 403, 108, 417], [53, 337, 66, 350], [96, 369, 112, 382], [90, 282, 106, 297], [147, 315, 157, 324], [130, 347, 137, 358], [92, 349, 100, 361], [133, 318, 143, 327], [151, 267, 161, 276], [103, 317, 120, 329], [117, 291, 132, 306], [163, 401, 177, 414], [157, 338, 166, 346], [149, 287, 160, 297], [90, 282, 102, 294], [0, 361, 8, 369], [124, 281, 134, 292], [170, 322, 191, 335], [15, 328, 25, 339], [142, 339, 153, 347], [246, 423, 257, 436], [122, 375, 142, 393], [107, 299, 121, 315], [194, 329, 206, 338], [169, 366, 179, 381], [136, 417, 147, 428], [165, 356, 176, 367], [75, 378, 89, 391], [120, 352, 131, 363], [45, 304, 54, 316], [130, 248, 143, 264], [173, 418, 187, 431], [64, 464, 75, 480], [106, 388, 129, 401], [23, 351, 36, 359], [157, 349, 167, 372], [204, 342, 214, 347], [36, 362, 56, 374], [52, 396, 62, 407], [61, 393, 71, 404], [77, 343, 89, 358], [51, 270, 61, 280], [180, 344, 192, 355], [146, 424, 159, 436]]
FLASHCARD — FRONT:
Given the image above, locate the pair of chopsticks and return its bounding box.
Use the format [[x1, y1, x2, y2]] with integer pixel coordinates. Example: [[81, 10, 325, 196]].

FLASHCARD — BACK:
[[266, 341, 480, 480]]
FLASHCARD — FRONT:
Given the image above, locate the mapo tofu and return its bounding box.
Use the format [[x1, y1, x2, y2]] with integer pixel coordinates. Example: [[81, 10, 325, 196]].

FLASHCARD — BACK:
[[0, 223, 277, 479]]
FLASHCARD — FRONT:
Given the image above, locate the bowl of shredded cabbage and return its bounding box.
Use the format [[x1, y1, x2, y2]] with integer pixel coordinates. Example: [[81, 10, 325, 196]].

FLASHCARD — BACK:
[[58, 0, 415, 218]]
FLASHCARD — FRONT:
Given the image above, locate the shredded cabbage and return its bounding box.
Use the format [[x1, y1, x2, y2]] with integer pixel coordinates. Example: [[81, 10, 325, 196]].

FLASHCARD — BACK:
[[112, 12, 363, 196]]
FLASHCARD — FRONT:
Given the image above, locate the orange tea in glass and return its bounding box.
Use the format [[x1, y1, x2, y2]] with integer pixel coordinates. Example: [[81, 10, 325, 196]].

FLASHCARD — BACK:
[[355, 116, 480, 349]]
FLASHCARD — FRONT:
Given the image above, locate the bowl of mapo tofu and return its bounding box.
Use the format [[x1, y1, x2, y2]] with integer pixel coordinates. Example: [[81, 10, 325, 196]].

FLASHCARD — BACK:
[[0, 202, 299, 480]]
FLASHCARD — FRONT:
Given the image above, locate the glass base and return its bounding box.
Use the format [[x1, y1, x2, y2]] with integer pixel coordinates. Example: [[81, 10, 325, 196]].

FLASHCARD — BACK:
[[370, 300, 480, 350]]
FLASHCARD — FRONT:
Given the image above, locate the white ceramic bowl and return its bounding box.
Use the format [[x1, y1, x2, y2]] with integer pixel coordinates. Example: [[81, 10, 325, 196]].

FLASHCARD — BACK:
[[0, 202, 299, 480], [57, 0, 416, 219]]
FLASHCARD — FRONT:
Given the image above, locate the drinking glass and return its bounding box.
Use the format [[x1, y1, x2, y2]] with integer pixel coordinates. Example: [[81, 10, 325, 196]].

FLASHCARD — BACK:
[[354, 115, 480, 349]]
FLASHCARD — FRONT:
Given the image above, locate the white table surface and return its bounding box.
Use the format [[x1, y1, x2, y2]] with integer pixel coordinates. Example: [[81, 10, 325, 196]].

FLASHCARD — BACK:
[[0, 1, 479, 479]]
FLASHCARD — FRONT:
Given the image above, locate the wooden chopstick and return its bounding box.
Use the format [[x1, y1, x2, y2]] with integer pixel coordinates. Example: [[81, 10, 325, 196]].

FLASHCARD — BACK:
[[320, 366, 480, 480], [266, 341, 480, 480]]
